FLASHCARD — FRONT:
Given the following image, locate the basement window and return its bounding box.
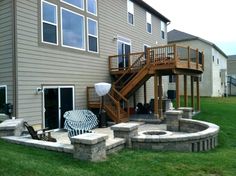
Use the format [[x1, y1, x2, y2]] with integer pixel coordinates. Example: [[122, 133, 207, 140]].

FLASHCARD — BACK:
[[0, 86, 7, 114]]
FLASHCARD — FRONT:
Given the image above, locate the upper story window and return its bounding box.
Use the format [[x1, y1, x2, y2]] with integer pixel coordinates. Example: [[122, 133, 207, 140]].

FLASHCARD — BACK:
[[87, 0, 97, 15], [41, 1, 58, 44], [61, 8, 85, 50], [41, 0, 99, 53], [161, 21, 165, 39], [217, 58, 219, 65], [61, 0, 84, 10], [127, 0, 134, 25], [0, 85, 7, 114], [87, 18, 98, 52], [146, 12, 152, 33]]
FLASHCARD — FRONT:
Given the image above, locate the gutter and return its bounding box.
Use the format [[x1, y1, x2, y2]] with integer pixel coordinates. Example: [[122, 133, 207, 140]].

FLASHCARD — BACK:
[[12, 0, 18, 117]]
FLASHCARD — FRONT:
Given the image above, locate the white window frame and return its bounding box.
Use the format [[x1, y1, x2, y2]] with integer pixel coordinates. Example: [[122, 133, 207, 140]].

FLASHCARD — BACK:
[[117, 35, 132, 67], [87, 18, 99, 53], [127, 0, 134, 25], [61, 7, 86, 51], [146, 12, 152, 34], [41, 0, 58, 45], [42, 85, 75, 129], [61, 0, 84, 11], [86, 0, 97, 16], [0, 85, 7, 115], [161, 21, 166, 39]]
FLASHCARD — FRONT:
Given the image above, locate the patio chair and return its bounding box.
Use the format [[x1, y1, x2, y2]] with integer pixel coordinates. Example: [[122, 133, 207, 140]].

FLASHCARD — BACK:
[[23, 122, 57, 142], [63, 110, 98, 137]]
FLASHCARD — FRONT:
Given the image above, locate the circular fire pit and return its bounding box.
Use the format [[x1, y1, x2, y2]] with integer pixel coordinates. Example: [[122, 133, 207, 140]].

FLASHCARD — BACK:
[[140, 130, 172, 136]]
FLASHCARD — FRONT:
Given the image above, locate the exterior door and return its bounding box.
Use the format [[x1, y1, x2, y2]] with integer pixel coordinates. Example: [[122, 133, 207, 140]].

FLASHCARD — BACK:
[[118, 39, 131, 69], [43, 86, 74, 129]]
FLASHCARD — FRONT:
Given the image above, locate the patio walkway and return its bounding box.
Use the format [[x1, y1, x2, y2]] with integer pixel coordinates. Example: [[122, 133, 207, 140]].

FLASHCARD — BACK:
[[51, 122, 167, 144]]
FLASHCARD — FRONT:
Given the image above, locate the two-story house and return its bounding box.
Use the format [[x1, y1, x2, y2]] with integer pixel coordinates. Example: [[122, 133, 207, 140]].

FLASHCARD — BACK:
[[0, 0, 172, 127], [227, 55, 236, 95], [168, 29, 228, 97]]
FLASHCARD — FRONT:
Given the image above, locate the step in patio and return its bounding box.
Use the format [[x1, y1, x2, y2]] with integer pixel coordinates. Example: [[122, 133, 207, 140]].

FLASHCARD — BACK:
[[106, 137, 125, 155]]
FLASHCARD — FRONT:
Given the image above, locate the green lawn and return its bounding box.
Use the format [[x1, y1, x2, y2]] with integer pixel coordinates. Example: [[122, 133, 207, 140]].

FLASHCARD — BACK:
[[0, 97, 236, 176]]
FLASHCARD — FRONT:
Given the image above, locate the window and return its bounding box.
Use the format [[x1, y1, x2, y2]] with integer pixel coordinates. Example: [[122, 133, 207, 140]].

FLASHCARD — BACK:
[[212, 56, 214, 62], [61, 0, 84, 10], [41, 1, 57, 44], [87, 18, 98, 52], [217, 58, 219, 65], [0, 86, 7, 114], [146, 12, 152, 33], [127, 0, 134, 25], [61, 8, 85, 50], [87, 0, 97, 15], [161, 21, 165, 39], [169, 75, 176, 83]]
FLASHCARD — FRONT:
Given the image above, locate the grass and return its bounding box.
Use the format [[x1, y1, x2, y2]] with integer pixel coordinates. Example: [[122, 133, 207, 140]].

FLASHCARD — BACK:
[[0, 97, 236, 176]]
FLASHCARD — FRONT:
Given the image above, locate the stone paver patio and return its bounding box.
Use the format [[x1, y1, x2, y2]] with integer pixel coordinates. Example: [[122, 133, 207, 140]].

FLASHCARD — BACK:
[[51, 122, 167, 144]]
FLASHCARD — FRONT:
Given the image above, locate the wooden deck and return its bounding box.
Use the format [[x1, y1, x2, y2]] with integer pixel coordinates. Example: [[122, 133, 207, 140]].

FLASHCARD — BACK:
[[109, 44, 204, 76], [87, 44, 204, 123]]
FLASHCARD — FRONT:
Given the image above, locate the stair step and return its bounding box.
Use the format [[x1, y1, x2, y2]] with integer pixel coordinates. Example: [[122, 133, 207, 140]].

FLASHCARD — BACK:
[[106, 138, 125, 155]]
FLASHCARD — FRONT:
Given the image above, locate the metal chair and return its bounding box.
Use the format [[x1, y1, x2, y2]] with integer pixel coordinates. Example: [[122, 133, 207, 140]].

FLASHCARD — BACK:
[[64, 110, 98, 137], [24, 122, 57, 142]]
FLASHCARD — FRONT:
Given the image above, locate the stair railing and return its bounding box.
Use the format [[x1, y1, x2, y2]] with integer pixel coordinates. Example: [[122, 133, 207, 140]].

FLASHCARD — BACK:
[[114, 52, 145, 87]]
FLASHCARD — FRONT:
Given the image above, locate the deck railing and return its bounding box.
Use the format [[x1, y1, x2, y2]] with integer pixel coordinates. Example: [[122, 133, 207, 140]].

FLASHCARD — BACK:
[[87, 86, 129, 122], [109, 52, 145, 72], [109, 44, 204, 72]]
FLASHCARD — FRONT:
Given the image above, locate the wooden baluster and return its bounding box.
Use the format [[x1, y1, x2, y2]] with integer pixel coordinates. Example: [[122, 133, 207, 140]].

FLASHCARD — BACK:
[[202, 51, 204, 70], [196, 49, 199, 69], [174, 44, 177, 65], [188, 46, 190, 68]]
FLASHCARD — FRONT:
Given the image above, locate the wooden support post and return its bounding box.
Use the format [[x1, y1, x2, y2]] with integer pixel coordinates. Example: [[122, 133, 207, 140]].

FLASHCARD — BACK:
[[133, 92, 136, 110], [191, 76, 194, 110], [154, 73, 158, 117], [158, 76, 163, 118], [144, 82, 147, 105], [176, 75, 180, 108], [202, 51, 204, 70], [196, 49, 199, 69], [187, 46, 190, 68], [184, 75, 188, 107], [196, 76, 200, 111]]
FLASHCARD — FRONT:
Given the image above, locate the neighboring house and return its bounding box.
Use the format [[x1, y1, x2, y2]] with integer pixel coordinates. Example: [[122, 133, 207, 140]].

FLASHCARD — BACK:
[[0, 0, 170, 127], [227, 55, 236, 95], [168, 29, 228, 97]]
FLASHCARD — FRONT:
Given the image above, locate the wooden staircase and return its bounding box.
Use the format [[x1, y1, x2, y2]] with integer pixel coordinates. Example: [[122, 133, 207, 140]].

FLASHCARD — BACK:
[[87, 44, 204, 123]]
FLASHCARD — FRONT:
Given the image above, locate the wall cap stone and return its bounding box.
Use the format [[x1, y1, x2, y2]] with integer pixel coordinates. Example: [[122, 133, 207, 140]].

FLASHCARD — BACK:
[[111, 123, 139, 132], [0, 119, 24, 130], [71, 133, 108, 145], [165, 110, 183, 115], [178, 107, 193, 111]]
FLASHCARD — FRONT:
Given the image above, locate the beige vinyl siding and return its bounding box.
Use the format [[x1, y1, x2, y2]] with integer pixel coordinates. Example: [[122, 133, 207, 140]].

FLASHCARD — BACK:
[[0, 0, 14, 108], [16, 0, 108, 124], [99, 0, 168, 105], [15, 0, 168, 124]]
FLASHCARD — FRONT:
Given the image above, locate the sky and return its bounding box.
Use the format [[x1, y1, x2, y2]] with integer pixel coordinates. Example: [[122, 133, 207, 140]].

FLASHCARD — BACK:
[[143, 0, 236, 56]]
